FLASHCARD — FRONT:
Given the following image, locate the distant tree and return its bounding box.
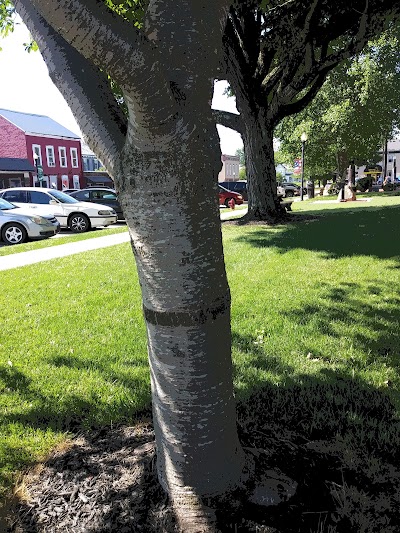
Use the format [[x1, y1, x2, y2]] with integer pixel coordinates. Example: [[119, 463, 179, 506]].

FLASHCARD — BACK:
[[276, 171, 286, 182], [214, 0, 400, 222], [235, 147, 245, 166], [276, 27, 400, 181]]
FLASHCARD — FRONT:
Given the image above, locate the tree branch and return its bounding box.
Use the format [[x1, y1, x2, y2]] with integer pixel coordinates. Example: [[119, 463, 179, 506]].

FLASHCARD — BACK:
[[280, 72, 326, 119], [143, 0, 233, 101], [212, 109, 243, 134], [269, 1, 395, 124], [28, 0, 184, 141], [29, 0, 149, 82], [14, 0, 127, 175]]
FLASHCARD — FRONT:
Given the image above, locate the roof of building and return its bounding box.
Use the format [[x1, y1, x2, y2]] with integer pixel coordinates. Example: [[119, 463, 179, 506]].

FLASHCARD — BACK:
[[0, 108, 80, 139], [0, 157, 36, 172], [221, 154, 240, 161], [80, 141, 96, 156]]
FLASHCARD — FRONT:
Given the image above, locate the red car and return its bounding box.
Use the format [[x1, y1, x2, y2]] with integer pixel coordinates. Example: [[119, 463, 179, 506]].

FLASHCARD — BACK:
[[218, 185, 244, 207]]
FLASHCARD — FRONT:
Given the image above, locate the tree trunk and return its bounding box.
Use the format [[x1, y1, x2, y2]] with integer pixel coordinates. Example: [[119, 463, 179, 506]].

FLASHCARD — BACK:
[[116, 125, 245, 527], [241, 112, 286, 222], [336, 150, 349, 181]]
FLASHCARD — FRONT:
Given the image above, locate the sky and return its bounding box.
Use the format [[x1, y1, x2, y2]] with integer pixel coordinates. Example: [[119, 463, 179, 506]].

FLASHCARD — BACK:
[[0, 19, 243, 156]]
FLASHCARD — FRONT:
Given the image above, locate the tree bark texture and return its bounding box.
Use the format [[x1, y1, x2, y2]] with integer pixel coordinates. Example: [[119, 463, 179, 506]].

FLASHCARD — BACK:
[[117, 131, 245, 499], [233, 97, 285, 222], [15, 0, 245, 525], [242, 119, 285, 222]]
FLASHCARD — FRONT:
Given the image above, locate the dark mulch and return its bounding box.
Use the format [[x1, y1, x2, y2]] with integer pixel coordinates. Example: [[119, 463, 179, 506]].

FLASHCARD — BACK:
[[4, 384, 400, 533]]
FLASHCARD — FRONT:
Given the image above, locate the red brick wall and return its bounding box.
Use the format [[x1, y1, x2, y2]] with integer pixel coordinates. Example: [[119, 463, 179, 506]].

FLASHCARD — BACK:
[[26, 135, 83, 188], [0, 116, 27, 158], [26, 135, 83, 175]]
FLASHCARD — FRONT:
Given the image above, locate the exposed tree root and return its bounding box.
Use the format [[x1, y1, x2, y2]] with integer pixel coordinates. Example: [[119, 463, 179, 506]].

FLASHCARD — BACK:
[[171, 491, 218, 532]]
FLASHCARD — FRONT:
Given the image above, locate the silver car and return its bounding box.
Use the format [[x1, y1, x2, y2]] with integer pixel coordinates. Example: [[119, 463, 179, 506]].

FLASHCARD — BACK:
[[0, 197, 60, 245], [0, 188, 117, 233]]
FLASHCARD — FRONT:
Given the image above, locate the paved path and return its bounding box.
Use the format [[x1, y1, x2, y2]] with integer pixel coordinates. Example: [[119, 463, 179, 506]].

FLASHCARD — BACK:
[[0, 208, 248, 272], [0, 232, 130, 272]]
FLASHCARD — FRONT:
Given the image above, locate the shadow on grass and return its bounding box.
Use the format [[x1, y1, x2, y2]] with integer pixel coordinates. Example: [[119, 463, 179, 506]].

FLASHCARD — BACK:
[[0, 359, 151, 433], [9, 369, 400, 532], [235, 372, 400, 532], [3, 290, 400, 531], [285, 279, 400, 373], [237, 203, 400, 261]]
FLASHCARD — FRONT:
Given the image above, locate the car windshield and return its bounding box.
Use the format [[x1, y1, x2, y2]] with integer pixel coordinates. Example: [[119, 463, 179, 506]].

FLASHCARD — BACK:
[[0, 197, 17, 210], [49, 190, 79, 204]]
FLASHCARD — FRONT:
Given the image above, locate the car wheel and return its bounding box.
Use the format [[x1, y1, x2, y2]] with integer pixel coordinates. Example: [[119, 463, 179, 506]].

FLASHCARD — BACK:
[[1, 222, 28, 245], [69, 213, 90, 233], [285, 190, 294, 197], [225, 198, 235, 207]]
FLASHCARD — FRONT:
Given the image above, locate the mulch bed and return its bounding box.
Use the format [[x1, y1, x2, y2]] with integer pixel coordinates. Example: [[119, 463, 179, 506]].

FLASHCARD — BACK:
[[4, 385, 400, 533]]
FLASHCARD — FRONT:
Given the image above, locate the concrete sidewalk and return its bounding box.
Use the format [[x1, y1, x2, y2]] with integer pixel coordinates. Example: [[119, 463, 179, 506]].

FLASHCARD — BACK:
[[0, 208, 248, 272], [0, 232, 131, 272]]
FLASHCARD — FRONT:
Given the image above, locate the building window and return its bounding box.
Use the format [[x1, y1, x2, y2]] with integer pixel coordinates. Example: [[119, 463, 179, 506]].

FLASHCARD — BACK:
[[58, 147, 67, 167], [32, 145, 42, 166], [46, 146, 55, 167], [70, 147, 79, 168]]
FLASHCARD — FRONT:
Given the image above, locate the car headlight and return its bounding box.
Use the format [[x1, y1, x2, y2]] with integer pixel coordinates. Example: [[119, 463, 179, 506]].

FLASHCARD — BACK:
[[237, 195, 243, 199], [98, 210, 115, 215], [29, 215, 49, 225]]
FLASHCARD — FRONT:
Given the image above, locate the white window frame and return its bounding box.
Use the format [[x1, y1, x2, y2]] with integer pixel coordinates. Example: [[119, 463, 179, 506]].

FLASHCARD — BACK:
[[58, 146, 67, 167], [70, 147, 79, 168], [46, 145, 55, 167], [32, 144, 42, 166]]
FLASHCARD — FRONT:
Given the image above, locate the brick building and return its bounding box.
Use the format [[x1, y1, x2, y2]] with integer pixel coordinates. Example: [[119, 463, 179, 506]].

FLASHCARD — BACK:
[[0, 108, 83, 189], [217, 154, 240, 182]]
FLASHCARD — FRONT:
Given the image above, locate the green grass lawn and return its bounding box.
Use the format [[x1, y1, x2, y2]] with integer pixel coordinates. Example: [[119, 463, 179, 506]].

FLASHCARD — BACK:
[[1, 197, 400, 523]]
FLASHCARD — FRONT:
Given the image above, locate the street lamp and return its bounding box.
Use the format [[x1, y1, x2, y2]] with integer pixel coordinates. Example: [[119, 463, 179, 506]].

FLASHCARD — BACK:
[[300, 132, 308, 201]]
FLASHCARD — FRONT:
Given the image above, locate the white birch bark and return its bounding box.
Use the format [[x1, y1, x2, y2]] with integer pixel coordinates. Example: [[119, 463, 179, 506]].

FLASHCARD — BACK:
[[15, 0, 246, 520], [118, 132, 245, 498]]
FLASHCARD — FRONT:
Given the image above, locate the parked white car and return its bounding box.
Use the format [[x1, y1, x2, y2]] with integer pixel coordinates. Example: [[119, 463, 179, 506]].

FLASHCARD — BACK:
[[0, 187, 117, 233], [0, 197, 60, 245]]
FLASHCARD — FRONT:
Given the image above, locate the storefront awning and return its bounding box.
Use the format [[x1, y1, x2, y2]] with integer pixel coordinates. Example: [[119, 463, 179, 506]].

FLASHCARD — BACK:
[[0, 157, 36, 172]]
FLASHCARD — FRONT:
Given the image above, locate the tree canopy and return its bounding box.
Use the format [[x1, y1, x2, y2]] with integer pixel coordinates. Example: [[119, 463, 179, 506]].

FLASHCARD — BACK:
[[214, 0, 400, 221], [276, 26, 400, 180]]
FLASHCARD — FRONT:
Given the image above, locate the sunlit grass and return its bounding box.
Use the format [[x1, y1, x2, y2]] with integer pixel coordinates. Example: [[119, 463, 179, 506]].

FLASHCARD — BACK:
[[1, 197, 400, 506]]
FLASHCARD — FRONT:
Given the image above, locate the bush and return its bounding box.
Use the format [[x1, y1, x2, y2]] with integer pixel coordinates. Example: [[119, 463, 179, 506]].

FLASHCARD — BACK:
[[355, 177, 373, 192], [326, 183, 340, 195]]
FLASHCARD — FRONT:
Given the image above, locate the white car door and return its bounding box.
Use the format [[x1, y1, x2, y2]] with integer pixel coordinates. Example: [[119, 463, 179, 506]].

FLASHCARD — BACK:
[[28, 190, 68, 226], [1, 189, 55, 216]]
